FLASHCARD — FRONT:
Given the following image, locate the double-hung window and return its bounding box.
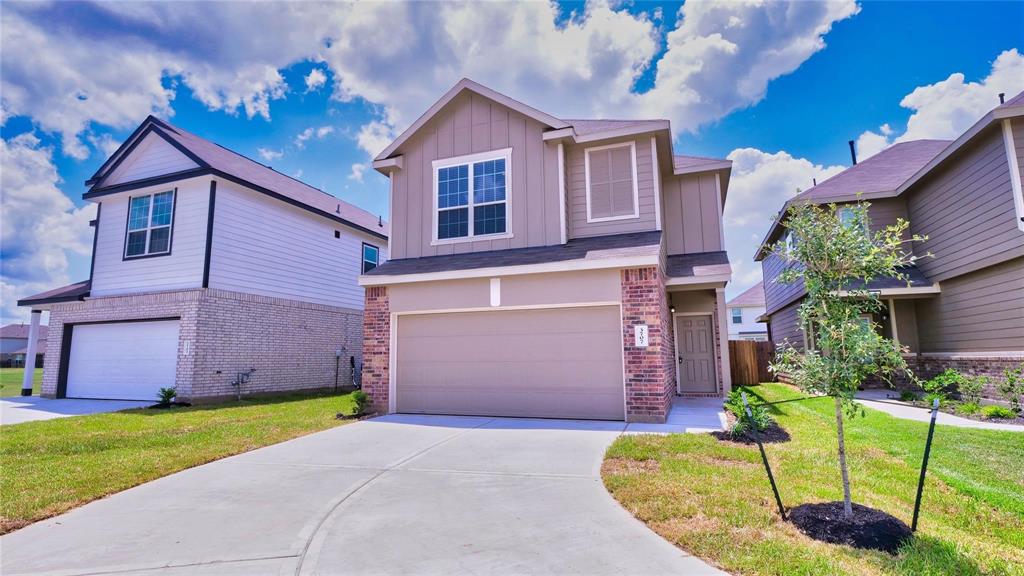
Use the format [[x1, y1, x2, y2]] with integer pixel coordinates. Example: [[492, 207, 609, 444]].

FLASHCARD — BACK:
[[731, 308, 743, 324], [837, 206, 868, 232], [433, 148, 511, 243], [125, 190, 175, 258], [362, 243, 380, 273]]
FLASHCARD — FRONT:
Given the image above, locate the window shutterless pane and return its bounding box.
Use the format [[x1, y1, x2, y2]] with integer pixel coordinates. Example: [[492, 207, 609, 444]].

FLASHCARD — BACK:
[[438, 208, 469, 239], [148, 227, 171, 253], [128, 196, 151, 231], [126, 230, 148, 256], [362, 244, 379, 273], [473, 203, 506, 235], [150, 191, 173, 226], [473, 158, 506, 204]]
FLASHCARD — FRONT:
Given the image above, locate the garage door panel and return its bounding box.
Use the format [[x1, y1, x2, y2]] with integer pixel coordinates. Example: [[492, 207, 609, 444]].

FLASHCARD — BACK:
[[396, 306, 624, 420], [67, 320, 180, 401]]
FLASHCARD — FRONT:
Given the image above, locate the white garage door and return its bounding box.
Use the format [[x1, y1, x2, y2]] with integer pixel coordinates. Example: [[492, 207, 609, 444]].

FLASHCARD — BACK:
[[66, 320, 180, 401], [396, 306, 625, 420]]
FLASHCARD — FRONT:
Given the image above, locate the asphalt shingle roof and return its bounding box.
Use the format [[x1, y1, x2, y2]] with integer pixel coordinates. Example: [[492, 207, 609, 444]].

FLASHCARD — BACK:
[[0, 324, 49, 339], [727, 282, 765, 308]]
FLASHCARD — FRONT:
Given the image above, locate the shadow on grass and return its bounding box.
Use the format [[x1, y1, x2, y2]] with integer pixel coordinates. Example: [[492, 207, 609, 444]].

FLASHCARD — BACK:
[[122, 390, 354, 416], [892, 534, 986, 575]]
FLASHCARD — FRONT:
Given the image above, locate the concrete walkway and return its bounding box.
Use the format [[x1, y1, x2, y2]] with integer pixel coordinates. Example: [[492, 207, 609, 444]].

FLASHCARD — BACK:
[[0, 410, 726, 576], [856, 390, 1024, 432], [0, 397, 152, 425]]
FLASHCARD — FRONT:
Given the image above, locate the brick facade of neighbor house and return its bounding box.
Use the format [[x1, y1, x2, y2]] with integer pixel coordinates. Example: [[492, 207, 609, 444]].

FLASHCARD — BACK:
[[42, 288, 363, 402], [621, 267, 674, 423], [910, 355, 1023, 401], [362, 286, 391, 415]]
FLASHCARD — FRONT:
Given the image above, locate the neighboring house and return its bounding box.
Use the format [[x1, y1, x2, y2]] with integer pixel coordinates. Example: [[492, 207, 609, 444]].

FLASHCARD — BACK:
[[0, 323, 48, 368], [755, 91, 1024, 389], [726, 283, 767, 341], [359, 79, 733, 424], [18, 116, 388, 402]]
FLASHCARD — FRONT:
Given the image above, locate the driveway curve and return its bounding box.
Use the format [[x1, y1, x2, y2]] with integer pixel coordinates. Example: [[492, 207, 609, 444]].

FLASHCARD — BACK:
[[1, 414, 724, 576]]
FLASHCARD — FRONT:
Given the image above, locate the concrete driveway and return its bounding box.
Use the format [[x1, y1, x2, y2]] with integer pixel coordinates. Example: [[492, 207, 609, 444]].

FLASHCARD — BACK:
[[0, 397, 152, 425], [1, 414, 724, 576]]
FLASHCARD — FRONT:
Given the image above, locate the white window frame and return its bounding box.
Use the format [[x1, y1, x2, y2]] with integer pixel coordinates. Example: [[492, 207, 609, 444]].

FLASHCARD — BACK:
[[837, 206, 868, 233], [124, 189, 175, 259], [362, 243, 380, 274], [731, 308, 743, 324], [584, 141, 640, 223], [431, 147, 514, 246]]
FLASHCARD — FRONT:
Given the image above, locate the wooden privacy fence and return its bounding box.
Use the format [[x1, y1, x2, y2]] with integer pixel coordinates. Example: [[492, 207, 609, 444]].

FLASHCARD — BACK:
[[729, 340, 776, 385]]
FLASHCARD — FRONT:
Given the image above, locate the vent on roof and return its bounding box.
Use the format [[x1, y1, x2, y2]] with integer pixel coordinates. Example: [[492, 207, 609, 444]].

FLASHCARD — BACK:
[[378, 215, 383, 227], [848, 140, 858, 165], [999, 92, 1006, 104], [336, 204, 341, 214]]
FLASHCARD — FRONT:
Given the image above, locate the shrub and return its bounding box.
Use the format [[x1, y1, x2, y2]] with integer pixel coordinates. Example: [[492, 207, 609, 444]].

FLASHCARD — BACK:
[[957, 375, 986, 405], [923, 369, 964, 401], [351, 390, 369, 416], [898, 390, 920, 402], [725, 390, 774, 436], [956, 402, 981, 415], [923, 393, 945, 407], [998, 365, 1023, 414], [156, 387, 177, 406], [980, 405, 1016, 420]]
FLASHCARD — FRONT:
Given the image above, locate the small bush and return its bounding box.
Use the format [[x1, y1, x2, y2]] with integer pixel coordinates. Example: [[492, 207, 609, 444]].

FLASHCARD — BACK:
[[898, 390, 920, 402], [998, 365, 1023, 414], [923, 393, 945, 407], [980, 405, 1016, 420], [351, 390, 369, 416], [956, 402, 981, 415], [724, 390, 774, 436], [156, 387, 177, 406], [957, 375, 986, 404], [923, 369, 964, 401]]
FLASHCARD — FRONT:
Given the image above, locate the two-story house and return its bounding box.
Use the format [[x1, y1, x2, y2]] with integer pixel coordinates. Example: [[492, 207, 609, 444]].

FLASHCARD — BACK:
[[726, 283, 767, 341], [359, 79, 733, 424], [0, 323, 48, 368], [18, 116, 388, 402], [755, 91, 1024, 391]]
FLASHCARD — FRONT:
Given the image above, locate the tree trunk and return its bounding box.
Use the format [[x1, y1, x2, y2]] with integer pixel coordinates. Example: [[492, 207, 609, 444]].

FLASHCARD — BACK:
[[834, 396, 854, 519]]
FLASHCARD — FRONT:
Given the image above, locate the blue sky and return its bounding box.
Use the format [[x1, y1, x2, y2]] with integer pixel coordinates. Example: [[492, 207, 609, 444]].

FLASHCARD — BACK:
[[1, 0, 1022, 323]]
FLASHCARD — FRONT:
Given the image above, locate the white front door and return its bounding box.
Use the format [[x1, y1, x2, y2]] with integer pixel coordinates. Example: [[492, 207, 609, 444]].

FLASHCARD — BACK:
[[66, 320, 180, 401]]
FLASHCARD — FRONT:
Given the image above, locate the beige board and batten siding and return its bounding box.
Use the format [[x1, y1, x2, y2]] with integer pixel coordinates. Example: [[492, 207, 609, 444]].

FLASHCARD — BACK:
[[101, 132, 199, 187], [662, 171, 724, 255], [914, 257, 1024, 352], [388, 91, 562, 260], [892, 299, 919, 352], [208, 180, 384, 310], [908, 125, 1024, 281], [90, 177, 209, 297], [566, 136, 657, 238]]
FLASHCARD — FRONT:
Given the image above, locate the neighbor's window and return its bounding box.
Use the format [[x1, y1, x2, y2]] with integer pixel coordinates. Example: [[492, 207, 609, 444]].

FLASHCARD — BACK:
[[362, 243, 379, 274], [731, 308, 743, 324], [585, 141, 638, 222], [434, 149, 510, 242], [838, 206, 867, 232], [125, 190, 175, 258]]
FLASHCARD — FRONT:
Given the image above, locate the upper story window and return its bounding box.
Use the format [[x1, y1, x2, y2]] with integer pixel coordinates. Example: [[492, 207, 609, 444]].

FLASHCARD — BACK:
[[585, 141, 639, 223], [731, 308, 743, 324], [362, 243, 380, 274], [124, 190, 175, 258], [432, 148, 512, 244], [837, 206, 868, 232]]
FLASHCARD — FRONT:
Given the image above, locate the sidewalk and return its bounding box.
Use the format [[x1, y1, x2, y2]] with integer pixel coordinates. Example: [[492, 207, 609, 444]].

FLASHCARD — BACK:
[[856, 390, 1024, 432]]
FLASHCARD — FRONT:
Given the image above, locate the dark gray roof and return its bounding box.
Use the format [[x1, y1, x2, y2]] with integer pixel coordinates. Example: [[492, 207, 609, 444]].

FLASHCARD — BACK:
[[673, 155, 731, 172], [365, 231, 662, 276], [728, 282, 766, 307], [665, 251, 730, 279], [562, 119, 668, 137], [858, 265, 933, 291], [795, 140, 950, 202], [18, 280, 91, 307], [0, 324, 49, 339]]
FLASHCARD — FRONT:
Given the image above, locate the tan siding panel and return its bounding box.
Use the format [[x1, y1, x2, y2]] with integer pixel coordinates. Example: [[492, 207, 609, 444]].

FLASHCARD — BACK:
[[662, 172, 723, 254], [566, 136, 657, 238]]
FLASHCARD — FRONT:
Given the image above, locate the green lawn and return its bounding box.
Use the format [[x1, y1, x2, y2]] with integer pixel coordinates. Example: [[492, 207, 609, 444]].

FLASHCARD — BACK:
[[1, 392, 356, 533], [603, 383, 1024, 576], [0, 368, 42, 397]]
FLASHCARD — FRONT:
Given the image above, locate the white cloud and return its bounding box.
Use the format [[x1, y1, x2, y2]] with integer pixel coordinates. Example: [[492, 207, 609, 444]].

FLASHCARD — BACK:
[[355, 121, 395, 157], [86, 133, 123, 158], [257, 147, 284, 162], [316, 126, 335, 138], [0, 133, 95, 323], [294, 125, 334, 149], [722, 147, 845, 297], [855, 49, 1024, 159], [305, 68, 327, 92], [348, 163, 367, 182]]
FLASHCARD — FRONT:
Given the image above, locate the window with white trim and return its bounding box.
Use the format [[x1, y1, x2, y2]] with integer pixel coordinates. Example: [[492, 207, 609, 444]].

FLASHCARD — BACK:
[[585, 141, 638, 222], [837, 206, 868, 232], [433, 149, 511, 242], [731, 308, 743, 324], [125, 190, 174, 258], [362, 243, 379, 274]]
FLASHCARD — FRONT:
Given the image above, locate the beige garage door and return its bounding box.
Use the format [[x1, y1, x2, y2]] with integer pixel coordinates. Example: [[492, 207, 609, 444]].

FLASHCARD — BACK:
[[396, 306, 625, 420]]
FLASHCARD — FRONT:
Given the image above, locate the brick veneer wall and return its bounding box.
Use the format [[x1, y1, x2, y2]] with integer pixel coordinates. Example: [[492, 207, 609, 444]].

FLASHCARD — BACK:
[[621, 267, 673, 423], [42, 288, 362, 402], [362, 286, 391, 414], [910, 355, 1023, 401]]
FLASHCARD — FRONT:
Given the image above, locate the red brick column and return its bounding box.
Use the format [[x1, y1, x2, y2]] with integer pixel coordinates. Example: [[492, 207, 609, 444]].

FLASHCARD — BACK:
[[362, 286, 391, 414], [621, 267, 673, 423]]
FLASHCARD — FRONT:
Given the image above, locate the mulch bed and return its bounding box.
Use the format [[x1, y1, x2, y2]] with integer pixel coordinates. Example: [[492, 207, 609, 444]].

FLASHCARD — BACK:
[[893, 398, 1024, 425], [714, 412, 791, 444], [147, 401, 192, 409], [789, 502, 912, 553]]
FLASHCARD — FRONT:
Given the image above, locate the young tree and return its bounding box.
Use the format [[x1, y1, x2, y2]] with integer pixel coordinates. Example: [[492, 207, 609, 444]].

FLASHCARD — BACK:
[[770, 200, 925, 519]]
